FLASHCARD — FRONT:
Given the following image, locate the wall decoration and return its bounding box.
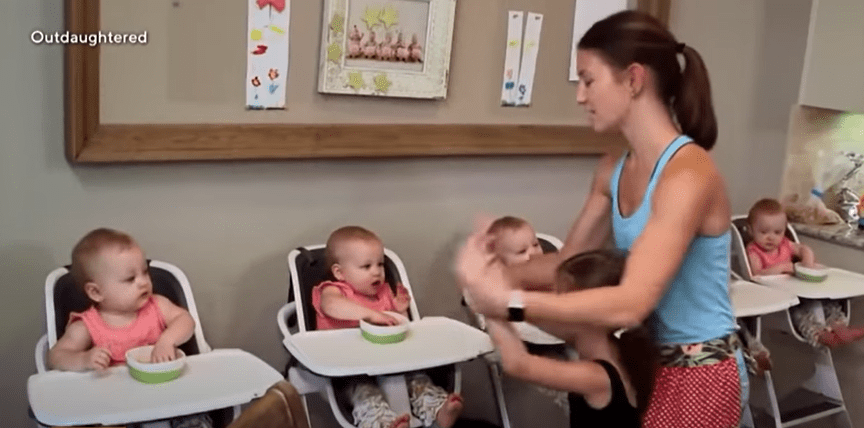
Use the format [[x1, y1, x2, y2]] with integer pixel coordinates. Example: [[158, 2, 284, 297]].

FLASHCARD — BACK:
[[318, 0, 456, 99], [513, 12, 542, 107], [569, 0, 627, 81], [500, 11, 524, 106], [246, 0, 290, 109]]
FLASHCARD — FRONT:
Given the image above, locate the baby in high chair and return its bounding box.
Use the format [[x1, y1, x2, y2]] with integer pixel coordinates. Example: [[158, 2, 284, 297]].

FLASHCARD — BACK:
[[47, 228, 212, 428], [486, 216, 543, 266], [486, 216, 571, 410], [312, 226, 464, 428], [746, 199, 864, 348]]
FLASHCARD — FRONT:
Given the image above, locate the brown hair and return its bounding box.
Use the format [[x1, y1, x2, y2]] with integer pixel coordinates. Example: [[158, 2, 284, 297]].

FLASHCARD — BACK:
[[556, 249, 658, 417], [70, 228, 137, 288], [747, 198, 784, 226], [578, 10, 718, 150], [324, 226, 381, 271]]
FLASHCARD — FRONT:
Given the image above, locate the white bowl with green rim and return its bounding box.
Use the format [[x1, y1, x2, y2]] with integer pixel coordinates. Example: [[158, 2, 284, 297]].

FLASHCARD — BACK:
[[794, 262, 829, 282], [125, 345, 186, 384], [360, 312, 410, 344]]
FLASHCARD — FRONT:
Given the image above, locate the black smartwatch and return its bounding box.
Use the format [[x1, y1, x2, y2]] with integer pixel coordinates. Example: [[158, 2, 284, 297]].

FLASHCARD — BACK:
[[507, 291, 525, 322]]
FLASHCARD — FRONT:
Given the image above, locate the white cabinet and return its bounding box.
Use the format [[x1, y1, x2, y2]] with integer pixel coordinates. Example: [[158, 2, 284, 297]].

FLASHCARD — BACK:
[[799, 0, 864, 114]]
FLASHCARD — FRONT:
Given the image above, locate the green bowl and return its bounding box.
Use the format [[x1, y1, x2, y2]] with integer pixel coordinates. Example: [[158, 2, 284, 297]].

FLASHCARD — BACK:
[[359, 312, 410, 344], [794, 262, 828, 282], [125, 345, 186, 384]]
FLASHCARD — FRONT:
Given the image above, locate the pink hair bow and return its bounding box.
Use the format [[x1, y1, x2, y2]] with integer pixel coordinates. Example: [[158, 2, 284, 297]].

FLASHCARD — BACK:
[[256, 0, 285, 12]]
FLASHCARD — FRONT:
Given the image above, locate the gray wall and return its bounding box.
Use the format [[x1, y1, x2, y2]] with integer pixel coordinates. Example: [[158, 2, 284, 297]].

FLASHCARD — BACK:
[[3, 0, 839, 426]]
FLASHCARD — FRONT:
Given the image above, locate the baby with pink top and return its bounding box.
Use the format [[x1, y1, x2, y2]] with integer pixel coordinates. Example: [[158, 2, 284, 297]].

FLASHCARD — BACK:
[[746, 199, 864, 350], [47, 228, 212, 428], [312, 226, 464, 428]]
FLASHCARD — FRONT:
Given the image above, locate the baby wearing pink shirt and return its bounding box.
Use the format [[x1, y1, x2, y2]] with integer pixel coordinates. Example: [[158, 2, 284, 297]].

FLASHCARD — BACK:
[[47, 228, 212, 428], [313, 226, 464, 428], [746, 199, 864, 349]]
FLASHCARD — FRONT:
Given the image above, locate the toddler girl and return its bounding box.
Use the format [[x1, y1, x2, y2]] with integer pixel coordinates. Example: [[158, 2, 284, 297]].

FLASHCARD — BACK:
[[47, 228, 211, 428], [485, 249, 658, 428], [746, 199, 864, 348], [312, 226, 463, 428]]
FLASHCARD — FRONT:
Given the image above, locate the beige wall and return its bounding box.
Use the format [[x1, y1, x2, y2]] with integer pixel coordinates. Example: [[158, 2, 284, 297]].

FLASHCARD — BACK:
[[5, 0, 848, 426]]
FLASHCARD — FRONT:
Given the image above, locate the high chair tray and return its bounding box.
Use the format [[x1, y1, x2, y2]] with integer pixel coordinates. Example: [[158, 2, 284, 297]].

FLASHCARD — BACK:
[[27, 348, 283, 426], [754, 268, 864, 300], [284, 316, 494, 376], [512, 322, 565, 345], [729, 280, 799, 318]]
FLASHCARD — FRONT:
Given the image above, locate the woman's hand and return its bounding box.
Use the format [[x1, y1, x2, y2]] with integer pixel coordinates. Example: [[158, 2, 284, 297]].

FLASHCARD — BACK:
[[454, 217, 511, 319]]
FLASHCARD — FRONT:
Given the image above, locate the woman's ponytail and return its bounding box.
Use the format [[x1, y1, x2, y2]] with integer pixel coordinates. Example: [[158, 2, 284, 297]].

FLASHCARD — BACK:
[[674, 45, 718, 150]]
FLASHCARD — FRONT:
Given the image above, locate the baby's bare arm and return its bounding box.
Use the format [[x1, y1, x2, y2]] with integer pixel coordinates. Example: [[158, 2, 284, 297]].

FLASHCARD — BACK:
[[320, 286, 384, 321], [748, 251, 792, 275], [48, 321, 109, 371], [794, 243, 816, 266], [153, 295, 195, 349]]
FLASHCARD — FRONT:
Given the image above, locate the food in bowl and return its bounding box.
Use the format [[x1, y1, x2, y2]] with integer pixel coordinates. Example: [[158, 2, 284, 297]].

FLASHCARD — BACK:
[[794, 262, 828, 282], [125, 345, 186, 384], [359, 311, 410, 344]]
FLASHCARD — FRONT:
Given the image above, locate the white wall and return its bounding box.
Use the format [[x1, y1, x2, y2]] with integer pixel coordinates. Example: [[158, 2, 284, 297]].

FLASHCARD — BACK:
[[2, 0, 834, 426]]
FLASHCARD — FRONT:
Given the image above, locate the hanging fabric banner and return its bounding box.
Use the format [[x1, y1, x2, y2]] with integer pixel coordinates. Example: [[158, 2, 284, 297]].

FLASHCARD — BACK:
[[246, 0, 290, 109]]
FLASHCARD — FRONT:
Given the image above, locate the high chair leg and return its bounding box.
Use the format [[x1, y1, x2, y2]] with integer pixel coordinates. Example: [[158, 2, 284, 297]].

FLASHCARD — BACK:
[[763, 301, 853, 428], [762, 370, 783, 428], [487, 362, 512, 428]]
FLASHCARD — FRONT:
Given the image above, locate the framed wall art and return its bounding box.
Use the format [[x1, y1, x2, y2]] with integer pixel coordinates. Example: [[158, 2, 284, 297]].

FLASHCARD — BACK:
[[317, 0, 456, 99]]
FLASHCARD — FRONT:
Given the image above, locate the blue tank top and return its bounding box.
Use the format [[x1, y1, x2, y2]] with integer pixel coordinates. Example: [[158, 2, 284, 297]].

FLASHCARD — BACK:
[[610, 135, 735, 344]]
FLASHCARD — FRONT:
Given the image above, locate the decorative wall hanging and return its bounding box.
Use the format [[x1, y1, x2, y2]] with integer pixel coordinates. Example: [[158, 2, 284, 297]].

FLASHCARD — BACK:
[[569, 0, 627, 81], [246, 0, 291, 109], [317, 0, 456, 99]]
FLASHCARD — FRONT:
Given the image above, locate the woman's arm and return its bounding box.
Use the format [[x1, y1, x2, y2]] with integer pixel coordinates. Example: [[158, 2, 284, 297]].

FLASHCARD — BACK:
[[457, 146, 718, 329], [486, 319, 609, 398], [506, 152, 618, 291]]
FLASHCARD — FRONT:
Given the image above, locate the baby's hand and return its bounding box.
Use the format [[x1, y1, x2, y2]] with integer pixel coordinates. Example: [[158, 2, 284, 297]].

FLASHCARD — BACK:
[[364, 311, 399, 326], [86, 347, 111, 370], [150, 341, 178, 363], [394, 283, 411, 313]]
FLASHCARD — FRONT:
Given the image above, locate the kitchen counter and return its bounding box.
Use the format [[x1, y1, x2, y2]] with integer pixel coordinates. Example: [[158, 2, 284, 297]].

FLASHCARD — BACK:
[[792, 222, 864, 250]]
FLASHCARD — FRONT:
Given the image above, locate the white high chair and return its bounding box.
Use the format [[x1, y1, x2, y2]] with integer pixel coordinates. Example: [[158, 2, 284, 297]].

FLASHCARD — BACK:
[[461, 233, 572, 428], [277, 244, 494, 428], [30, 260, 248, 428], [730, 215, 861, 428]]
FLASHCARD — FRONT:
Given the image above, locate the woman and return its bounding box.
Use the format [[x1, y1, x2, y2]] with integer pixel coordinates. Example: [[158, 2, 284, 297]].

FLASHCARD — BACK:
[[456, 11, 746, 428]]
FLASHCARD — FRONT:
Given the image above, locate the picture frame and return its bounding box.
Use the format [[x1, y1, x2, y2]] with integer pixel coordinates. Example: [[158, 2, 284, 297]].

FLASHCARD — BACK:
[[317, 0, 456, 99]]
